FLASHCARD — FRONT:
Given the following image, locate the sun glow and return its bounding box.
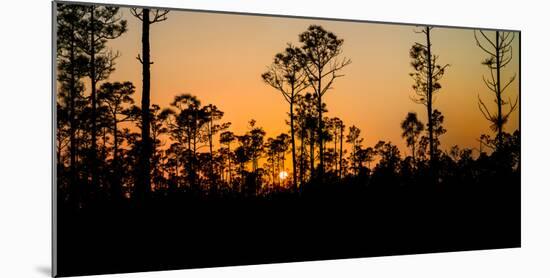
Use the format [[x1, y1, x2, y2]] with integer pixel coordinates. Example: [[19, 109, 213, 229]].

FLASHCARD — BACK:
[[279, 171, 288, 180]]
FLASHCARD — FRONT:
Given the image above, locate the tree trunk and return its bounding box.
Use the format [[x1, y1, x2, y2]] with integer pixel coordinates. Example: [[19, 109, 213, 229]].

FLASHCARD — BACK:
[[495, 31, 503, 148], [352, 142, 357, 176], [227, 143, 232, 185], [240, 162, 245, 193], [412, 140, 416, 168], [89, 6, 98, 190], [317, 95, 324, 179], [426, 27, 434, 165], [68, 26, 78, 203], [339, 125, 343, 179], [334, 129, 337, 173], [289, 101, 298, 192], [309, 130, 315, 181], [187, 130, 192, 188], [209, 113, 216, 193], [112, 118, 121, 199], [137, 9, 152, 199], [192, 119, 198, 190], [299, 123, 305, 187]]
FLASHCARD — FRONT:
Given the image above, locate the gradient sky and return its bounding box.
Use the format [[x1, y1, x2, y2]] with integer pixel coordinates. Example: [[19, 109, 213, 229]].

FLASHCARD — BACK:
[[103, 7, 519, 157]]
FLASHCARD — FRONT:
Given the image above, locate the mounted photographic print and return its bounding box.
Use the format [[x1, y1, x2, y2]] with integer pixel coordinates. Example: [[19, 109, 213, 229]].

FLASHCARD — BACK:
[[53, 1, 521, 276]]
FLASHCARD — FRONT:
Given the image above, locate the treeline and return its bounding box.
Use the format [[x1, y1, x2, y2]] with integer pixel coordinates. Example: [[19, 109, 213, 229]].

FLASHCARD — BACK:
[[56, 4, 519, 207]]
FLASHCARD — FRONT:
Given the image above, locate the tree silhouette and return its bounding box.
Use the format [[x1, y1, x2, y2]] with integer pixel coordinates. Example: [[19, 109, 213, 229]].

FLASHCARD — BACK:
[[219, 131, 236, 185], [78, 5, 127, 191], [148, 104, 170, 190], [326, 117, 344, 175], [359, 147, 376, 171], [262, 45, 309, 191], [295, 93, 326, 181], [346, 125, 364, 176], [230, 120, 267, 195], [431, 109, 447, 157], [130, 8, 169, 199], [56, 101, 70, 195], [203, 104, 230, 192], [320, 116, 335, 172], [409, 26, 449, 166], [247, 120, 266, 173], [401, 112, 424, 165], [265, 137, 279, 187], [374, 141, 401, 176], [264, 134, 290, 188], [299, 25, 351, 179], [165, 94, 206, 190], [294, 94, 311, 184], [337, 119, 345, 179], [57, 3, 88, 204], [477, 134, 494, 155], [275, 133, 291, 181], [98, 81, 135, 198], [474, 30, 517, 148], [234, 144, 250, 192]]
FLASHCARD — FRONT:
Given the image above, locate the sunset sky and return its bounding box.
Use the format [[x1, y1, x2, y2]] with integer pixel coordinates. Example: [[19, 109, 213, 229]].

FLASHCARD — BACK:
[[103, 7, 520, 158]]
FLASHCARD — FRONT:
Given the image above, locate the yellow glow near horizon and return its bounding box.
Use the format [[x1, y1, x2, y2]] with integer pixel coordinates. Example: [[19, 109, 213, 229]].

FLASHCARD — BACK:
[[279, 171, 289, 180]]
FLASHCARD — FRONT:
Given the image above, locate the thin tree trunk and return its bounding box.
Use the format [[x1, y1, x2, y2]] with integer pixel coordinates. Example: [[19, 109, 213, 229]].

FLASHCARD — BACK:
[[187, 131, 192, 188], [495, 31, 502, 148], [309, 130, 315, 180], [277, 154, 281, 187], [89, 6, 98, 190], [209, 112, 215, 193], [228, 143, 232, 185], [352, 141, 357, 176], [192, 120, 198, 190], [412, 140, 416, 168], [68, 25, 78, 203], [317, 84, 324, 178], [112, 118, 120, 199], [334, 129, 337, 173], [339, 125, 343, 179], [175, 153, 179, 186], [426, 27, 434, 165], [240, 162, 244, 193], [289, 101, 297, 192], [299, 121, 305, 186]]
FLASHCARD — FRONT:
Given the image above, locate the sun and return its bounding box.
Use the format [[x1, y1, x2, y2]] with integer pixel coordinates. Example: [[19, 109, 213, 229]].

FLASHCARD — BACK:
[[279, 171, 288, 180]]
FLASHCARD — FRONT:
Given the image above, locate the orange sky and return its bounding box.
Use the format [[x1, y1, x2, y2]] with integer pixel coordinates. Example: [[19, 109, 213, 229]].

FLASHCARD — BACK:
[[102, 8, 519, 158]]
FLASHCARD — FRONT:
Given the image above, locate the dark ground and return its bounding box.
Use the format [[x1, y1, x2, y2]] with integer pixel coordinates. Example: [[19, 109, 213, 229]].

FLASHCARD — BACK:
[[55, 176, 520, 277]]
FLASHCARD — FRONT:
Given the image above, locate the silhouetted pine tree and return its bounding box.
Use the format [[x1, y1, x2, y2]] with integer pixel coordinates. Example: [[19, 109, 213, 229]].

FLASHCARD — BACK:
[[409, 26, 449, 166], [474, 30, 518, 149], [401, 112, 424, 166], [262, 45, 309, 191], [130, 8, 168, 199], [79, 5, 127, 189], [56, 3, 88, 204], [98, 81, 135, 199], [298, 25, 351, 179]]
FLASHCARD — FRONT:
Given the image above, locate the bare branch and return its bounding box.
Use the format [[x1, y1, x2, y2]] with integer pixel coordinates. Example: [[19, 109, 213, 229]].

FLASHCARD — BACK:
[[504, 95, 519, 119], [474, 30, 497, 57], [501, 74, 517, 93], [150, 10, 169, 24], [482, 75, 497, 93], [432, 63, 450, 77], [479, 30, 496, 48], [130, 8, 144, 21], [136, 54, 153, 65], [478, 95, 494, 122]]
